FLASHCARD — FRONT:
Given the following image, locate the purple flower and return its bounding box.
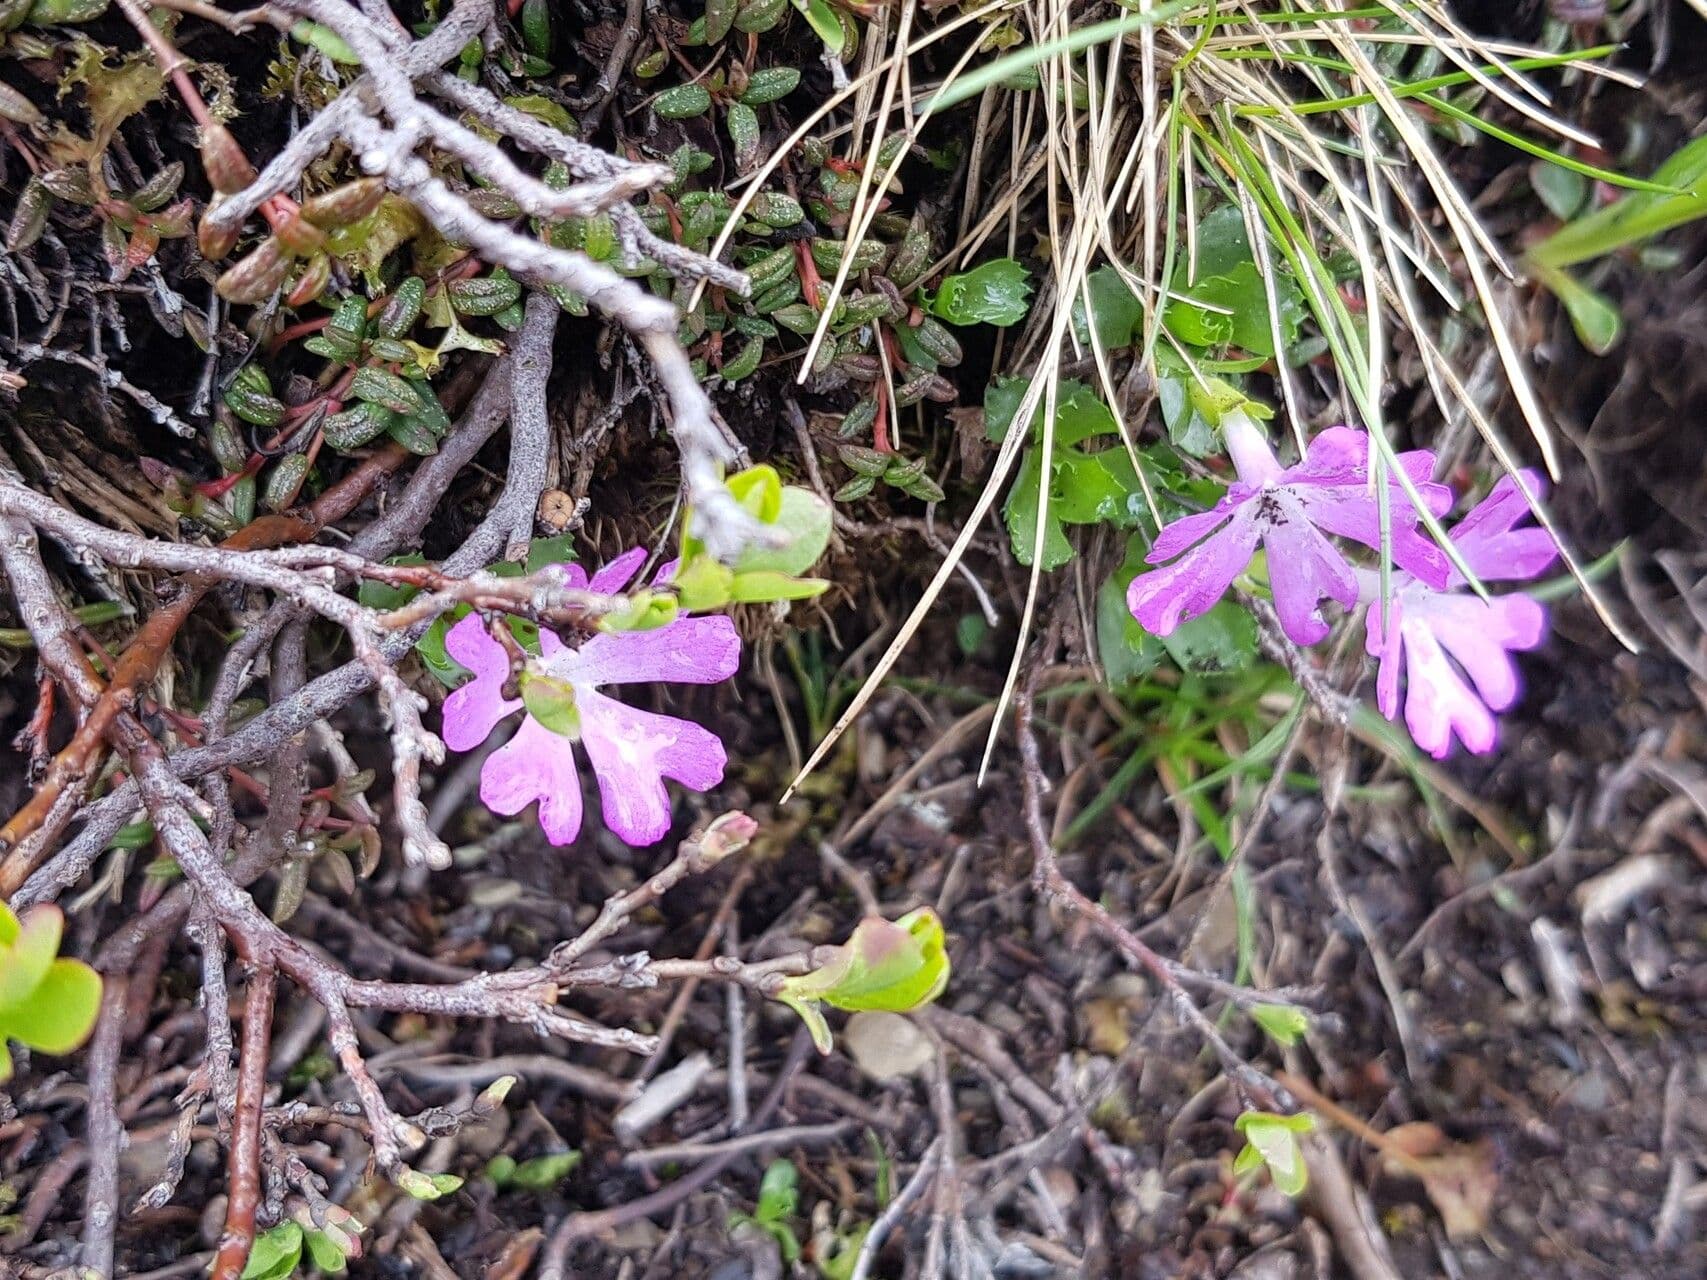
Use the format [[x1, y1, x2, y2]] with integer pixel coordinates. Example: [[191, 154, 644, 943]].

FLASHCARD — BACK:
[[1365, 471, 1558, 758], [440, 547, 740, 846], [1127, 414, 1455, 645]]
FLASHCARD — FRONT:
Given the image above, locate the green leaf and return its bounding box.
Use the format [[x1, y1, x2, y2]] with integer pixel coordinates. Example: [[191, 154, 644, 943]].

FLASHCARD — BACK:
[[1233, 1111, 1315, 1197], [669, 554, 736, 612], [776, 909, 950, 1054], [357, 554, 427, 611], [241, 1222, 304, 1280], [518, 672, 581, 739], [756, 1160, 799, 1222], [1054, 383, 1121, 445], [524, 535, 579, 574], [721, 334, 766, 382], [983, 375, 1032, 443], [1096, 559, 1165, 685], [749, 191, 804, 228], [1156, 374, 1219, 458], [1098, 532, 1255, 681], [0, 904, 62, 1012], [1531, 161, 1588, 221], [397, 1168, 464, 1200], [1527, 133, 1707, 271], [791, 0, 845, 53], [1157, 604, 1257, 676], [508, 1150, 581, 1191], [1072, 265, 1145, 350], [654, 83, 713, 119], [728, 570, 829, 603], [0, 904, 16, 946], [414, 612, 471, 687], [924, 258, 1032, 327], [289, 18, 359, 63], [704, 0, 738, 42], [955, 613, 989, 657], [1002, 447, 1073, 571], [740, 67, 801, 105], [1530, 259, 1622, 356], [727, 464, 784, 522], [733, 486, 832, 578], [0, 958, 103, 1054], [1250, 1004, 1310, 1048], [303, 1227, 349, 1275], [1166, 205, 1304, 358], [725, 102, 761, 171]]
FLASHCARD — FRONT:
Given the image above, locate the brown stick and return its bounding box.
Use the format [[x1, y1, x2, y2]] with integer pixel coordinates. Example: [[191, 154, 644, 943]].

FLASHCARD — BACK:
[[211, 966, 277, 1280], [81, 978, 130, 1279]]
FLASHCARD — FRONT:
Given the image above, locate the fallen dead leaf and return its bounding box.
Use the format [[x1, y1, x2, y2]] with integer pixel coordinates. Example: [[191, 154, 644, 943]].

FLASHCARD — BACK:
[[1379, 1122, 1500, 1240]]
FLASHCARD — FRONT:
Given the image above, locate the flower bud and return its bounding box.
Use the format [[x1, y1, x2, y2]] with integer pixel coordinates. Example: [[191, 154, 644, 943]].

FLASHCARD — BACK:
[[199, 124, 256, 195], [299, 177, 386, 229], [215, 237, 288, 304]]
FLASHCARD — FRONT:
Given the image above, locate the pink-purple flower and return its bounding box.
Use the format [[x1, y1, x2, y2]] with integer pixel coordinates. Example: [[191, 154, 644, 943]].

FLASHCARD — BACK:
[[440, 547, 740, 847], [1127, 414, 1454, 645], [1364, 472, 1557, 759]]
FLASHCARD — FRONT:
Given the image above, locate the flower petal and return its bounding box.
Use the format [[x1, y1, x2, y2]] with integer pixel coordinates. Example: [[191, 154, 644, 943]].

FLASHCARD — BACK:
[[589, 546, 649, 595], [1147, 504, 1237, 565], [1366, 596, 1405, 721], [479, 716, 584, 844], [1128, 509, 1262, 635], [1397, 618, 1497, 758], [578, 690, 727, 846], [1261, 494, 1359, 645], [1293, 487, 1451, 589], [442, 615, 521, 752], [1454, 471, 1547, 542], [550, 616, 741, 689], [1427, 593, 1547, 712], [1289, 425, 1370, 480], [1450, 472, 1558, 584]]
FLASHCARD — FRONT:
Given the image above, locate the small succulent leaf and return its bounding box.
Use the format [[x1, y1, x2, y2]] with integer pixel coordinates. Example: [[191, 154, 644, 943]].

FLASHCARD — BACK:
[[0, 957, 103, 1053], [509, 1150, 581, 1190], [726, 464, 785, 522], [1250, 1004, 1310, 1047], [755, 1159, 799, 1222], [303, 1228, 349, 1275], [654, 83, 713, 119], [241, 1222, 304, 1280], [0, 905, 64, 1012]]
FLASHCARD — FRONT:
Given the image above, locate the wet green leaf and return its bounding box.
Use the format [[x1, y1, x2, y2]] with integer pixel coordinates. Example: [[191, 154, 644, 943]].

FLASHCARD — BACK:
[[741, 67, 801, 105], [654, 83, 713, 119], [924, 258, 1032, 327], [1233, 1111, 1315, 1197]]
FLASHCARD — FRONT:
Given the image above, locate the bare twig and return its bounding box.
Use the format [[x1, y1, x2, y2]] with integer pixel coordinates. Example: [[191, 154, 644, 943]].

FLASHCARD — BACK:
[[210, 967, 276, 1280]]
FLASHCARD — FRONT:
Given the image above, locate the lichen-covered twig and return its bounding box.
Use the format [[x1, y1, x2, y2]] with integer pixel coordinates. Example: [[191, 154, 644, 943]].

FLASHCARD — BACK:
[[195, 0, 762, 559]]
